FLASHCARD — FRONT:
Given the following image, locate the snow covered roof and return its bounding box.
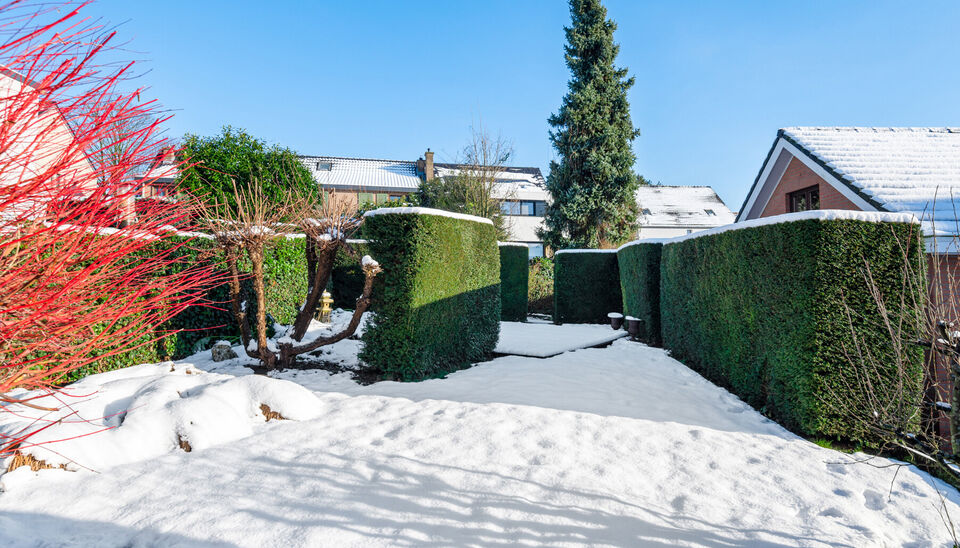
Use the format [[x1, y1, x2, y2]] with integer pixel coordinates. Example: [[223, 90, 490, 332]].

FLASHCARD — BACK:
[[635, 186, 736, 228], [299, 156, 422, 193], [434, 163, 548, 201], [747, 127, 960, 235]]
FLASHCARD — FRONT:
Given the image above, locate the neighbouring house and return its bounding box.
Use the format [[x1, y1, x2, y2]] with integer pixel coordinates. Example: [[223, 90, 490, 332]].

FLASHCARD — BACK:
[[300, 155, 422, 211], [0, 66, 103, 219], [433, 160, 549, 258], [135, 146, 178, 199], [299, 149, 550, 257], [635, 185, 736, 239], [737, 126, 960, 441]]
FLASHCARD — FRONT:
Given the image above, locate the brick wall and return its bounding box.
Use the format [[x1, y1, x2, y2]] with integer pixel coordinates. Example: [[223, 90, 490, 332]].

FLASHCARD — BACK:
[[760, 157, 859, 217], [927, 254, 960, 443]]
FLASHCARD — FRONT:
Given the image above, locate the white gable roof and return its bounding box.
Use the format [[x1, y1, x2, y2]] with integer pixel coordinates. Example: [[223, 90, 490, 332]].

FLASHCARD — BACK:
[[636, 186, 736, 228], [300, 156, 421, 193], [780, 127, 960, 234]]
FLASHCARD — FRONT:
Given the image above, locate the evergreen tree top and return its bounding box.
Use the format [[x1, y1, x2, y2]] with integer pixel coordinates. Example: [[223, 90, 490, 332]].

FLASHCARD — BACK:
[[539, 0, 643, 250], [564, 0, 633, 90]]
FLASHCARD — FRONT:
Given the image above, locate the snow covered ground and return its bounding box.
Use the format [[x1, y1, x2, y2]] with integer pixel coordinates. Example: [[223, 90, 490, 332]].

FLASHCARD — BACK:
[[2, 326, 959, 546], [495, 321, 628, 357]]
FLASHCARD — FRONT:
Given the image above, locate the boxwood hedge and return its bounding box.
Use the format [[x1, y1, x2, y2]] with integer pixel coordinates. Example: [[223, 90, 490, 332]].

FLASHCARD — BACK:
[[660, 218, 925, 440], [499, 243, 529, 322], [553, 250, 621, 324], [617, 241, 663, 345], [360, 209, 500, 380]]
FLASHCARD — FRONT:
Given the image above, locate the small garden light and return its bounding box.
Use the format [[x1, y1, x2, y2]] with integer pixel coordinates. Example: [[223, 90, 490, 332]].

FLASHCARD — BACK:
[[319, 290, 334, 324]]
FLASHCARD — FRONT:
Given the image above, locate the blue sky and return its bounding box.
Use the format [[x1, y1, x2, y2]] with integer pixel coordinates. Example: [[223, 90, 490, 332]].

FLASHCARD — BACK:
[[86, 0, 960, 210]]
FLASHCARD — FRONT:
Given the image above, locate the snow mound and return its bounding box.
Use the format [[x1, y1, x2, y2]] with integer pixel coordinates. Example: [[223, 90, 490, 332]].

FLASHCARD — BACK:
[[0, 364, 322, 476]]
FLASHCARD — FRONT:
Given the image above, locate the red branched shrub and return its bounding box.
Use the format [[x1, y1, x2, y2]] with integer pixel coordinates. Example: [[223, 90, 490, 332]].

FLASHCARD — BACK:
[[0, 1, 218, 456]]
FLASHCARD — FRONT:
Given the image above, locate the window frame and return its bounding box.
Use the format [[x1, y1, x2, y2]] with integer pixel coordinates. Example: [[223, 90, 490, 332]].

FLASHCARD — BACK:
[[787, 185, 820, 213]]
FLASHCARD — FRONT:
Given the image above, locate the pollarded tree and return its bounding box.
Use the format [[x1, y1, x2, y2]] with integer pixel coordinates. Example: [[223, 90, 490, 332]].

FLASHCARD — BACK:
[[539, 0, 642, 250], [209, 183, 380, 370]]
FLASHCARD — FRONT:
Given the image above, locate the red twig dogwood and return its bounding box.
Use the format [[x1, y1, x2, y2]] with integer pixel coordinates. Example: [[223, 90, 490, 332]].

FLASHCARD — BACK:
[[0, 1, 219, 457]]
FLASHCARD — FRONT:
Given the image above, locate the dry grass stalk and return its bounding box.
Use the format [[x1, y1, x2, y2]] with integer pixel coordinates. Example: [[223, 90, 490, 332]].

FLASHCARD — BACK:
[[177, 435, 192, 453], [259, 403, 285, 421], [5, 451, 67, 473]]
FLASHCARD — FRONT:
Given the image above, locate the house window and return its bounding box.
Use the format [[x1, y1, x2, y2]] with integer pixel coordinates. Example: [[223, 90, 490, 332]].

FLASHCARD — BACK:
[[316, 162, 332, 171], [704, 209, 716, 216], [641, 208, 652, 216], [500, 200, 546, 217], [501, 201, 521, 215], [788, 185, 820, 212]]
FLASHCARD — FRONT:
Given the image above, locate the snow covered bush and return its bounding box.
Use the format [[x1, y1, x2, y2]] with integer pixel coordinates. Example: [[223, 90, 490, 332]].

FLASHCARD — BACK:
[[498, 243, 529, 322], [617, 240, 663, 346], [553, 250, 621, 324], [360, 208, 500, 380], [0, 1, 218, 456], [659, 215, 926, 441]]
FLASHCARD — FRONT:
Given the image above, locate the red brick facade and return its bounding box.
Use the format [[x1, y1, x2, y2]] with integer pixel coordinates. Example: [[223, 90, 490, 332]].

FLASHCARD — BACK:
[[927, 255, 960, 441], [760, 157, 859, 217]]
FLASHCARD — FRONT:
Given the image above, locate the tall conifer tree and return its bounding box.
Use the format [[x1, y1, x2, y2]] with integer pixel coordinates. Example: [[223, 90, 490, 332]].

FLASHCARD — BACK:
[[540, 0, 642, 249]]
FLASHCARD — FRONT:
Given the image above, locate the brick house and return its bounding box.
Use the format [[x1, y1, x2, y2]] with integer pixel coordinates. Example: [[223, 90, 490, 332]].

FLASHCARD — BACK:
[[300, 150, 550, 257], [0, 67, 102, 217], [738, 127, 960, 439]]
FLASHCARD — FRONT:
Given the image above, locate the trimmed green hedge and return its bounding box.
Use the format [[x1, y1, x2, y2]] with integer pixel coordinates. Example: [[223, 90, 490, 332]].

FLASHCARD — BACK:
[[660, 218, 926, 440], [330, 240, 371, 309], [76, 236, 308, 379], [617, 241, 663, 345], [360, 210, 500, 380], [553, 250, 621, 324], [499, 244, 529, 322]]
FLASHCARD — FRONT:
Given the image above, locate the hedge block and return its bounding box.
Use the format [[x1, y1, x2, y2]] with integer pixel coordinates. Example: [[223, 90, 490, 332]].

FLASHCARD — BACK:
[[617, 241, 663, 345], [553, 250, 621, 324], [499, 243, 529, 322], [659, 218, 925, 440], [360, 209, 500, 380]]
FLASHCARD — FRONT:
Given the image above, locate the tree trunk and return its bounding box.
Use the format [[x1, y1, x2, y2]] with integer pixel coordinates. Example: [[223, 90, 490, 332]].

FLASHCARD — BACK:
[[291, 241, 336, 340], [250, 246, 275, 369]]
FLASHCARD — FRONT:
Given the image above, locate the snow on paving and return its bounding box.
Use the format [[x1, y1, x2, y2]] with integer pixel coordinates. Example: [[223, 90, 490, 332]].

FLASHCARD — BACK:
[[1, 326, 958, 546], [494, 321, 628, 358]]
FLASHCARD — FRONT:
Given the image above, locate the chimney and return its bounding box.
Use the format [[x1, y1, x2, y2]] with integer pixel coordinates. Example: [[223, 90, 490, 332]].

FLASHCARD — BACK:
[[424, 148, 434, 182]]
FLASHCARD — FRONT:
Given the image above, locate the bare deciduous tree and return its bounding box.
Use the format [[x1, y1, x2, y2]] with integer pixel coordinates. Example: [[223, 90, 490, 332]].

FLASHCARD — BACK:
[[420, 121, 516, 239]]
